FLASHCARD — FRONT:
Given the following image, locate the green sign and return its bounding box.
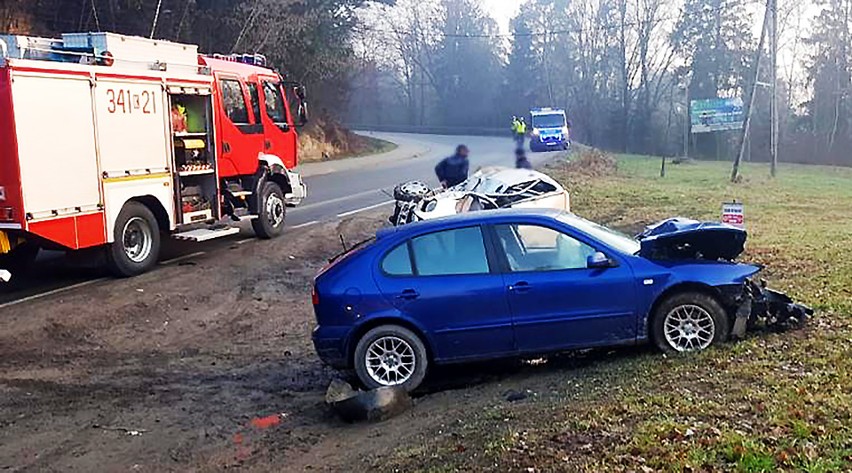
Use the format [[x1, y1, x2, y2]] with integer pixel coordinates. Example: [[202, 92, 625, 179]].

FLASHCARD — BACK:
[[690, 97, 744, 133]]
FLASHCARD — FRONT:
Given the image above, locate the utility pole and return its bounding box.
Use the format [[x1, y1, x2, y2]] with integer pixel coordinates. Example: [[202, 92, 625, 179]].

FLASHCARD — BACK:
[[769, 0, 779, 177], [683, 84, 689, 159], [732, 0, 771, 182], [150, 0, 164, 39]]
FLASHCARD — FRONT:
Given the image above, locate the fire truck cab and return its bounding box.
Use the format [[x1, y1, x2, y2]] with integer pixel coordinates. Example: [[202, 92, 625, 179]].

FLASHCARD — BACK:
[[0, 32, 308, 276]]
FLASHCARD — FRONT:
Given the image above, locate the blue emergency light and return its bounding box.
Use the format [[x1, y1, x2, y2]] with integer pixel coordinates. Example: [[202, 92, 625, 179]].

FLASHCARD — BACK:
[[211, 53, 267, 67]]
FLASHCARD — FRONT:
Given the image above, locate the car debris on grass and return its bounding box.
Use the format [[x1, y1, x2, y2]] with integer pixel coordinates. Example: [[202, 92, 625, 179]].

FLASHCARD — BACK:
[[636, 217, 813, 338], [325, 379, 413, 423]]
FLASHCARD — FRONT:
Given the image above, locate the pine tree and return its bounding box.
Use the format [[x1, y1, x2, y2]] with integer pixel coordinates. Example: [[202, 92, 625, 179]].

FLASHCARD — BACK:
[[803, 0, 852, 161]]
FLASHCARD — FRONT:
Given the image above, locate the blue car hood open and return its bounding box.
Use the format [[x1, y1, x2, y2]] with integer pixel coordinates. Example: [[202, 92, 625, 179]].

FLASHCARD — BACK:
[[637, 218, 747, 261]]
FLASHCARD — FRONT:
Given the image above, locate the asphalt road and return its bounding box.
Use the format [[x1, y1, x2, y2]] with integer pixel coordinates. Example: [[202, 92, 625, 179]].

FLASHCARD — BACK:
[[290, 132, 561, 226], [0, 132, 565, 305]]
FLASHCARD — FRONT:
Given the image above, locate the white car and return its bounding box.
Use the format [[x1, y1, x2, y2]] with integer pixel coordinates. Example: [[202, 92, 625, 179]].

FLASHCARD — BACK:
[[390, 167, 570, 226]]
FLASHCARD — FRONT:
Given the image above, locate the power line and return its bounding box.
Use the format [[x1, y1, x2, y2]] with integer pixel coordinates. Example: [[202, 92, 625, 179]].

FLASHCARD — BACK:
[[356, 0, 762, 40], [90, 0, 101, 32]]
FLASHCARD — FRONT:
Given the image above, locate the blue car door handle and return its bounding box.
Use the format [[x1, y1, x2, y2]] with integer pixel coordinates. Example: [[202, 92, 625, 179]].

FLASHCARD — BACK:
[[397, 289, 420, 300], [509, 281, 532, 293]]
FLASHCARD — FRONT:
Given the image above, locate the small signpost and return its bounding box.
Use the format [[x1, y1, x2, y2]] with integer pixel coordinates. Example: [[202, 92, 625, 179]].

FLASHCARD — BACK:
[[722, 201, 744, 228]]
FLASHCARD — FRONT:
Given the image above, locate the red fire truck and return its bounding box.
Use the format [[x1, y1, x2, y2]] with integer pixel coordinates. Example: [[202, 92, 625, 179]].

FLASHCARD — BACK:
[[0, 32, 308, 276]]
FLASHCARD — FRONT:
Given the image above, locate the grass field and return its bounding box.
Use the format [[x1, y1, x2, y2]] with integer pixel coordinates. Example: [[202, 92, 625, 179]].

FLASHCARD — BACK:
[[380, 155, 852, 472]]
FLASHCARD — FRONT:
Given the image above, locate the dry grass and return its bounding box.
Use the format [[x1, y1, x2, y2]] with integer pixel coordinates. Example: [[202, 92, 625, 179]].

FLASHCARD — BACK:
[[564, 148, 618, 178], [299, 118, 396, 163]]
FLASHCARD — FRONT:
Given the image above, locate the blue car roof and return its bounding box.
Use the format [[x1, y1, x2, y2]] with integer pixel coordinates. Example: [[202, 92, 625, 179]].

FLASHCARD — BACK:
[[376, 208, 565, 240]]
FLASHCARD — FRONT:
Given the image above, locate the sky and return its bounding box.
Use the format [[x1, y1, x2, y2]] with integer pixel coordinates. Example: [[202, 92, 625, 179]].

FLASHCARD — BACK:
[[480, 0, 520, 33]]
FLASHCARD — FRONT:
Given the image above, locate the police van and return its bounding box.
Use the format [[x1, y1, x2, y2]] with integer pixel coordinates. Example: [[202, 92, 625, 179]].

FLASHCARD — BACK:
[[529, 107, 570, 152]]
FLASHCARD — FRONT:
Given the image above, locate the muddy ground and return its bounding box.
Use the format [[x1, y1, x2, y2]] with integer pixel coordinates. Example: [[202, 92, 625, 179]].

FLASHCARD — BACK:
[[0, 213, 373, 471], [0, 212, 556, 472]]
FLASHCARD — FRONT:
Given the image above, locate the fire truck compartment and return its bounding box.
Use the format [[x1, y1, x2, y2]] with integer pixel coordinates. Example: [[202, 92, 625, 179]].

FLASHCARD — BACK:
[[169, 90, 220, 227], [11, 73, 102, 218]]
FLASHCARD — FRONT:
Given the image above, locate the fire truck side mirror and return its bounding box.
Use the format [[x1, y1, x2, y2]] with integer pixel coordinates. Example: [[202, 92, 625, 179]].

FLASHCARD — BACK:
[[294, 85, 306, 101], [297, 102, 309, 127], [291, 85, 308, 126]]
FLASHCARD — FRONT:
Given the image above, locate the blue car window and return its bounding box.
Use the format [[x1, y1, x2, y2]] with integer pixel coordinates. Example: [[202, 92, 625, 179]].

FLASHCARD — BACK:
[[496, 224, 595, 272], [381, 243, 413, 276], [411, 227, 489, 276]]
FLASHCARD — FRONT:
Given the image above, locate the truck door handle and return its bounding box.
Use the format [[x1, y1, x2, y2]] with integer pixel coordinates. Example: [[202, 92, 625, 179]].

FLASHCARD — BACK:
[[223, 142, 231, 153], [397, 289, 420, 300], [264, 140, 271, 150], [509, 281, 532, 293]]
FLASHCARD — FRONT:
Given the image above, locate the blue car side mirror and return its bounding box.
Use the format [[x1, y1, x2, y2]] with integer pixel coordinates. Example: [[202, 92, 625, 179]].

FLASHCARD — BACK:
[[587, 252, 615, 269]]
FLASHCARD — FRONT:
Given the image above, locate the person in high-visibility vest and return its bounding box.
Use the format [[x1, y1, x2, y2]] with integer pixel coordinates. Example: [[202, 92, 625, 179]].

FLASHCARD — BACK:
[[513, 117, 527, 149]]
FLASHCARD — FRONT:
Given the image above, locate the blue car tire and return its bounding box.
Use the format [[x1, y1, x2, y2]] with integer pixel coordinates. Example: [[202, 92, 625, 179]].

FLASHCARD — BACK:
[[354, 325, 429, 392], [651, 292, 729, 353]]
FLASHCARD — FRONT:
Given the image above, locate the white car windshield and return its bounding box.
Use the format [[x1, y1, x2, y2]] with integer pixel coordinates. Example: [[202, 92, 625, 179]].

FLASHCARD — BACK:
[[461, 169, 556, 195], [466, 176, 506, 194], [558, 213, 641, 255]]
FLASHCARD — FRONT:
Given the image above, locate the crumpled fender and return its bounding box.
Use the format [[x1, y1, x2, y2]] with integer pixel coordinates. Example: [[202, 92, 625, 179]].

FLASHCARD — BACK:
[[637, 218, 748, 261], [728, 278, 813, 338]]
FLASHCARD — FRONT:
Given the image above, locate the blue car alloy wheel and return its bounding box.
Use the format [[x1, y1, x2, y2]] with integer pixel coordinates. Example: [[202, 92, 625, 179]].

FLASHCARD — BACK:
[[652, 292, 729, 352], [354, 325, 429, 391]]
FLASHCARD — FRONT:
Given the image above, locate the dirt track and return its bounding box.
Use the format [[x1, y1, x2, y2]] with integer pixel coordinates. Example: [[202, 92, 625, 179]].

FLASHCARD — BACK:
[[0, 214, 391, 471]]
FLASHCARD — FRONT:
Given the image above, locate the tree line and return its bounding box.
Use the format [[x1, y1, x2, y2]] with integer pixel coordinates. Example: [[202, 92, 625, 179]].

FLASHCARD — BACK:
[[0, 0, 389, 113], [349, 0, 851, 166], [2, 0, 850, 165]]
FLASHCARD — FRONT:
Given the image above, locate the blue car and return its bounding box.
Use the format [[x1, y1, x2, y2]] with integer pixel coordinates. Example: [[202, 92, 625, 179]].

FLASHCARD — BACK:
[[311, 209, 809, 391]]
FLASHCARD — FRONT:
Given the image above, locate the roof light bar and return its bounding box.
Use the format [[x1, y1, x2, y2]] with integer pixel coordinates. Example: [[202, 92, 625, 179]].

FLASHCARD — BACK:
[[211, 53, 267, 68]]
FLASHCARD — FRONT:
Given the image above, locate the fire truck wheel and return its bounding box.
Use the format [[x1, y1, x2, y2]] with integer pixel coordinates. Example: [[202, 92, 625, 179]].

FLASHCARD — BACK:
[[107, 202, 161, 277], [252, 181, 286, 239]]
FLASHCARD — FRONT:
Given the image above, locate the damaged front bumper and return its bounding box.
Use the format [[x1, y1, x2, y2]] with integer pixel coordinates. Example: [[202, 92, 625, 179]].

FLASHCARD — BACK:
[[725, 278, 814, 338]]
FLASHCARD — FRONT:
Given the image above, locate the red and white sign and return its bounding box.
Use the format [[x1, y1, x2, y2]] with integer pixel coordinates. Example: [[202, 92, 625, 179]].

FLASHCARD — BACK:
[[722, 202, 744, 228]]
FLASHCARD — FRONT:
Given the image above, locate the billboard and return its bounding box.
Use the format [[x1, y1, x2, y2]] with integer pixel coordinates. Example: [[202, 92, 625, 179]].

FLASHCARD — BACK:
[[690, 97, 744, 133]]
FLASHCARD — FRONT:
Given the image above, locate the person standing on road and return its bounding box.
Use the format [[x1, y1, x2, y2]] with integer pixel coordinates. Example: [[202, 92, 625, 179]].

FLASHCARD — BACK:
[[515, 148, 532, 170], [511, 117, 521, 145], [435, 145, 470, 188], [514, 117, 527, 149]]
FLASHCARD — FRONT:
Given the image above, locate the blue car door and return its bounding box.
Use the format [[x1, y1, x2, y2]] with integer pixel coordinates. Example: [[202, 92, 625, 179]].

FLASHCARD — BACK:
[[374, 225, 516, 362], [490, 223, 638, 352]]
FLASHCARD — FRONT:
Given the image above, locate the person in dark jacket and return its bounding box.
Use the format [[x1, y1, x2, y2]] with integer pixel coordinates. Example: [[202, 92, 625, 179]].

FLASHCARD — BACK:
[[435, 145, 470, 188], [515, 148, 532, 170]]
